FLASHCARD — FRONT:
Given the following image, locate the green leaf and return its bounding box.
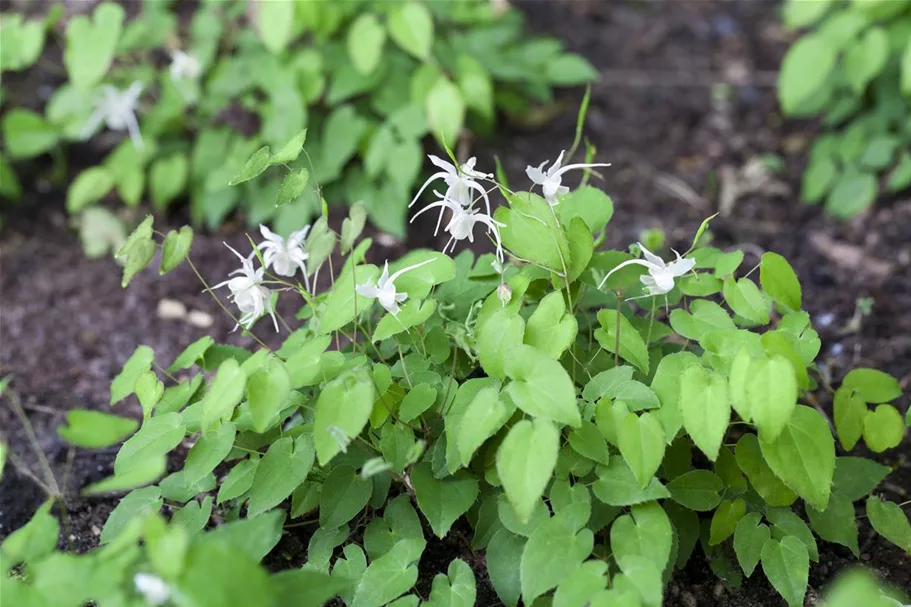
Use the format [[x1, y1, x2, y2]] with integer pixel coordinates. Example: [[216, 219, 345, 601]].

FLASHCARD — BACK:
[[201, 359, 247, 428], [844, 27, 889, 93], [100, 486, 161, 544], [520, 510, 594, 604], [545, 53, 599, 86], [494, 191, 571, 273], [1, 500, 59, 565], [825, 171, 877, 219], [834, 386, 867, 450], [504, 345, 581, 427], [134, 370, 163, 418], [863, 405, 905, 452], [667, 470, 724, 511], [525, 292, 578, 359], [594, 309, 650, 373], [178, 536, 272, 607], [591, 458, 670, 507], [159, 226, 193, 275], [610, 501, 672, 572], [832, 456, 891, 502], [57, 409, 138, 448], [558, 186, 614, 234], [617, 412, 665, 488], [217, 457, 258, 504], [456, 54, 493, 120], [783, 0, 834, 28], [487, 530, 525, 607], [866, 496, 911, 552], [843, 368, 902, 403], [169, 336, 214, 372], [733, 512, 770, 577], [114, 413, 184, 476], [248, 434, 315, 516], [341, 201, 368, 255], [276, 168, 310, 207], [458, 385, 513, 466], [735, 433, 797, 507], [761, 536, 809, 607], [115, 215, 156, 289], [67, 166, 114, 213], [424, 559, 476, 607], [273, 568, 350, 607], [903, 36, 911, 96], [749, 356, 798, 443], [553, 561, 609, 607], [568, 420, 610, 466], [426, 77, 464, 148], [246, 356, 292, 433], [679, 364, 730, 461], [347, 14, 386, 75], [2, 109, 58, 159], [150, 153, 189, 211], [766, 508, 818, 561], [650, 351, 701, 441], [256, 0, 294, 54], [183, 422, 236, 485], [759, 252, 801, 311], [64, 2, 124, 89], [759, 406, 835, 511], [411, 462, 478, 538], [723, 276, 770, 324], [315, 370, 375, 465], [477, 308, 525, 380], [807, 492, 859, 555], [779, 35, 836, 114], [801, 156, 837, 203], [399, 383, 438, 423], [317, 265, 379, 334], [228, 146, 271, 186], [319, 464, 372, 528], [82, 455, 166, 495], [269, 129, 308, 166], [351, 539, 425, 607], [372, 299, 437, 343], [497, 419, 559, 524], [710, 498, 746, 546], [387, 2, 433, 60]]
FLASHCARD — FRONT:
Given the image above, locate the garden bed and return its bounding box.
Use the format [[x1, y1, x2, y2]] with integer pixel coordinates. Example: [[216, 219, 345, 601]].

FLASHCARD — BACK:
[[1, 1, 909, 605]]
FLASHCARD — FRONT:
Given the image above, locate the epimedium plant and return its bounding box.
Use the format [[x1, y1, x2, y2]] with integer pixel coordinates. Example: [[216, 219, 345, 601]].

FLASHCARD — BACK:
[[0, 0, 596, 246], [779, 0, 911, 219], [4, 141, 911, 606]]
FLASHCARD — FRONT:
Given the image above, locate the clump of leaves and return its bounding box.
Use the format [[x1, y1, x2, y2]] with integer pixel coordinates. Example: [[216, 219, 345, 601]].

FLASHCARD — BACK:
[[779, 0, 911, 218], [0, 0, 597, 246], [10, 139, 908, 606]]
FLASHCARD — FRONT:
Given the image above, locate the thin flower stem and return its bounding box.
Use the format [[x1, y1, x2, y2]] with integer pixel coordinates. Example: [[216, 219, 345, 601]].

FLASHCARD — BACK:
[[5, 388, 60, 496], [645, 295, 657, 345], [614, 291, 622, 367], [153, 362, 180, 384], [396, 340, 413, 389]]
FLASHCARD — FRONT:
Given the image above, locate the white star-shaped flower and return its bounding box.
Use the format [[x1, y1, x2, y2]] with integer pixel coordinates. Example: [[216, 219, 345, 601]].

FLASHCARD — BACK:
[[356, 258, 436, 316], [410, 193, 505, 262], [169, 50, 201, 81], [525, 150, 610, 206], [82, 82, 144, 150], [258, 224, 311, 291], [213, 243, 278, 332], [410, 155, 493, 234], [597, 242, 695, 297]]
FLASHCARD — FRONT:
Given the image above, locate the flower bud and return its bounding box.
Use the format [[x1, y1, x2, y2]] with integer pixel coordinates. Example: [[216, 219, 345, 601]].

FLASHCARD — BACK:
[[497, 283, 511, 307]]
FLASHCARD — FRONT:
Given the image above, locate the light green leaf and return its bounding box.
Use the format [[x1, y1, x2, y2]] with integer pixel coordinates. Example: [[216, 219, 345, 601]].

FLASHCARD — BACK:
[[832, 456, 891, 502], [520, 511, 594, 604], [487, 530, 525, 607], [801, 156, 837, 203], [494, 191, 571, 273], [733, 512, 770, 577], [114, 413, 184, 476], [246, 356, 292, 433], [399, 383, 438, 422], [557, 186, 614, 234], [2, 109, 58, 159], [650, 351, 701, 441], [159, 226, 193, 274], [667, 470, 724, 511], [761, 536, 809, 607], [749, 356, 798, 443], [67, 166, 114, 213], [216, 457, 258, 504], [807, 492, 859, 555], [178, 536, 272, 607], [458, 385, 513, 466], [591, 458, 670, 506], [269, 129, 308, 166], [760, 252, 801, 311], [866, 496, 911, 552], [320, 464, 372, 529], [903, 36, 911, 96], [710, 498, 746, 546], [314, 370, 375, 465], [372, 299, 436, 343], [862, 405, 905, 452], [424, 559, 476, 607], [183, 422, 236, 485], [553, 560, 609, 607], [497, 419, 559, 524], [317, 265, 379, 334], [387, 2, 433, 60], [778, 35, 836, 114], [411, 462, 478, 538], [834, 385, 867, 450], [546, 53, 599, 86], [57, 409, 138, 448], [201, 358, 247, 428], [1, 500, 59, 564], [610, 501, 672, 572], [477, 308, 525, 380], [347, 14, 385, 75], [825, 171, 877, 219], [228, 146, 271, 186], [149, 153, 189, 211], [595, 310, 650, 374], [844, 27, 889, 93], [456, 54, 493, 120], [100, 486, 161, 544], [525, 291, 578, 359], [723, 276, 770, 324], [568, 420, 610, 466], [759, 406, 835, 511], [248, 434, 315, 517], [341, 201, 368, 254], [256, 0, 294, 54], [679, 364, 730, 461], [64, 2, 124, 89], [82, 455, 166, 495], [273, 568, 350, 607], [134, 370, 163, 418], [426, 77, 464, 148], [276, 168, 310, 207], [504, 344, 581, 427], [735, 433, 797, 506], [351, 539, 426, 607], [843, 368, 902, 403], [617, 412, 665, 488]]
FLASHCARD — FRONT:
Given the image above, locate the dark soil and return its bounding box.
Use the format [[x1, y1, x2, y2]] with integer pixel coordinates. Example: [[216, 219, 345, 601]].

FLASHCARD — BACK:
[[2, 1, 909, 606]]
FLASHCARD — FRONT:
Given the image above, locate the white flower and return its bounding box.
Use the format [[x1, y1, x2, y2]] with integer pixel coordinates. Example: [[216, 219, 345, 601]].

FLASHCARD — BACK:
[[82, 82, 144, 150], [356, 258, 436, 316], [170, 50, 201, 81], [525, 150, 611, 206], [497, 283, 512, 307], [258, 224, 311, 290], [213, 244, 278, 332], [409, 155, 493, 234], [597, 242, 695, 296], [134, 573, 170, 606], [410, 194, 505, 262]]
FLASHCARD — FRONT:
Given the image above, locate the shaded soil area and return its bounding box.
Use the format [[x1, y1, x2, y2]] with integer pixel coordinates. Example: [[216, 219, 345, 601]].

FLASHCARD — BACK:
[[1, 1, 909, 606]]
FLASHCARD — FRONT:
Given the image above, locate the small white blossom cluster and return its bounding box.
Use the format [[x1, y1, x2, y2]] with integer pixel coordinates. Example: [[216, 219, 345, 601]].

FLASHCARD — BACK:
[[598, 242, 695, 298], [214, 225, 312, 332]]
